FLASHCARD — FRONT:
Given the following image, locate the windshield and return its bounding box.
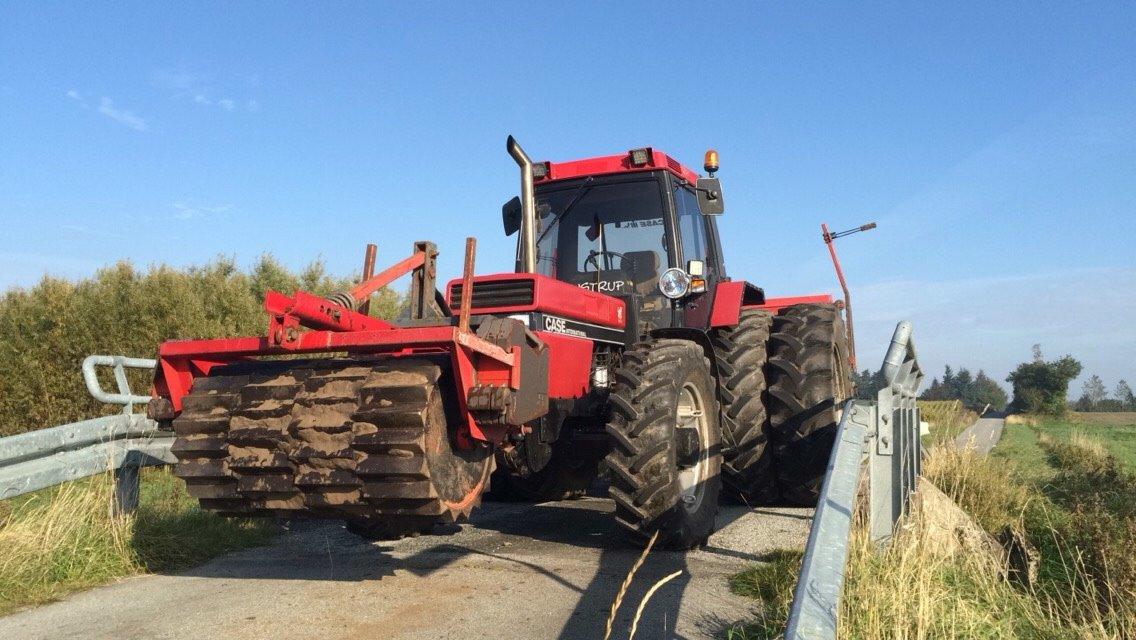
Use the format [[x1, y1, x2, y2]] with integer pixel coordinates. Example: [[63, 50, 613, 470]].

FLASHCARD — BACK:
[[533, 179, 669, 295]]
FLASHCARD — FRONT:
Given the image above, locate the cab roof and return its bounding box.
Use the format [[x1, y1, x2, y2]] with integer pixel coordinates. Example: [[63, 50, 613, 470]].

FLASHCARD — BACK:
[[534, 148, 700, 186]]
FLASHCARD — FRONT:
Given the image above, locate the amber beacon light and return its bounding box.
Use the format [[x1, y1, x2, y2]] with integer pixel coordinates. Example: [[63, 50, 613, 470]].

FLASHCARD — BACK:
[[704, 149, 719, 176]]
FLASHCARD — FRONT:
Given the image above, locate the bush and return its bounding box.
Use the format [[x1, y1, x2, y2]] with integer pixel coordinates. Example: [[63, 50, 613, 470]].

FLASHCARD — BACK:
[[1007, 347, 1082, 415], [0, 257, 401, 436]]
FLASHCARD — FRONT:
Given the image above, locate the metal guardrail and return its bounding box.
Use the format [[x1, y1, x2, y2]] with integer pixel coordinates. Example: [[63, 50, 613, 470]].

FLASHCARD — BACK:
[[785, 321, 924, 640], [0, 355, 170, 514]]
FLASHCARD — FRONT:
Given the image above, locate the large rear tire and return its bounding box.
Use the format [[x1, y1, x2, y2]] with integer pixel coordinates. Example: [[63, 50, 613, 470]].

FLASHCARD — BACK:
[[710, 309, 776, 504], [765, 304, 852, 505], [603, 339, 722, 549]]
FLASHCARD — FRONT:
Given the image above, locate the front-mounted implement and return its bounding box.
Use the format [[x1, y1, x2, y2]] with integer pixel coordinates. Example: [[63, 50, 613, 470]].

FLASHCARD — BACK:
[[150, 238, 552, 531]]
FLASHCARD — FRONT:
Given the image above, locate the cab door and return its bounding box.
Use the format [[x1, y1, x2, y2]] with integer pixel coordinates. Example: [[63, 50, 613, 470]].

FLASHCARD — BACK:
[[671, 180, 721, 328]]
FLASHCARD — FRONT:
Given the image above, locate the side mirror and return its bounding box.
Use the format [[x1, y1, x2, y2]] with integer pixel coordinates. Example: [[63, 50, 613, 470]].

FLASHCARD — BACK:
[[696, 178, 724, 215], [502, 196, 521, 236]]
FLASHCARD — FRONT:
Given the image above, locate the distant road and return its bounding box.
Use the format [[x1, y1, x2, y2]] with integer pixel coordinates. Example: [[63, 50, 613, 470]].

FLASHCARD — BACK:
[[0, 498, 812, 640], [955, 417, 1005, 455]]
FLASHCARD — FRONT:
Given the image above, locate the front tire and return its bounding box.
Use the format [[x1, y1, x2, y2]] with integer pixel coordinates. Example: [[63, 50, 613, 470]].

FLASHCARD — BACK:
[[603, 339, 722, 549]]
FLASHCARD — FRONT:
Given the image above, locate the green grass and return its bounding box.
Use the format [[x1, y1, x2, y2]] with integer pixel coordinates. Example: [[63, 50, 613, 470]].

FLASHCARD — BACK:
[[1048, 417, 1135, 470], [992, 422, 1055, 483], [724, 550, 802, 639], [0, 468, 275, 615]]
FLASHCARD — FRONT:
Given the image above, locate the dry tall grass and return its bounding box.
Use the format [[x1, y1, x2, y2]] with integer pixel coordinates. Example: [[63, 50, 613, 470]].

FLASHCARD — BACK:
[[842, 443, 1132, 639], [0, 479, 136, 613], [726, 441, 1136, 639], [0, 469, 273, 614], [918, 400, 979, 443]]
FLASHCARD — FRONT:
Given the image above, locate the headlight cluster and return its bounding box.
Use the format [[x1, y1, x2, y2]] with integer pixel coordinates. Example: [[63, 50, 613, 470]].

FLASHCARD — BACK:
[[658, 268, 692, 299]]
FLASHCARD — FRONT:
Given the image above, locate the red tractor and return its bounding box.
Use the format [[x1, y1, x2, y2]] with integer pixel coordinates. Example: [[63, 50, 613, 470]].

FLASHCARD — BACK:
[[150, 137, 852, 549]]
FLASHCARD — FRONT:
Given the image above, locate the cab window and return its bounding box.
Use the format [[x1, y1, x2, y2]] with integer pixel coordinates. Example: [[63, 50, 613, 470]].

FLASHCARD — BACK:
[[674, 184, 708, 264]]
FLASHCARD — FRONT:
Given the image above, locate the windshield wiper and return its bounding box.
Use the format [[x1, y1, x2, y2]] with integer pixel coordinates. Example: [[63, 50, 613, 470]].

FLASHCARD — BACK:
[[535, 176, 595, 246]]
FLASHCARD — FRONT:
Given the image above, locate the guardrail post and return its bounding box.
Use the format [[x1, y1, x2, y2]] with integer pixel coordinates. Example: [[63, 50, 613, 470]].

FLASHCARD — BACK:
[[869, 388, 897, 544], [112, 454, 141, 516]]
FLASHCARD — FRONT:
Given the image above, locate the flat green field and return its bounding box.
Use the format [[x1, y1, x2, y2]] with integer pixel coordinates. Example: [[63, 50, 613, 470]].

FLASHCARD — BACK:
[[996, 413, 1136, 472]]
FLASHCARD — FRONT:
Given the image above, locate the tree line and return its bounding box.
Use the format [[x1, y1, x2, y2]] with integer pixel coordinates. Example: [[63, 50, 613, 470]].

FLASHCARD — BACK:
[[854, 344, 1131, 416], [853, 364, 1008, 411], [1072, 374, 1136, 412]]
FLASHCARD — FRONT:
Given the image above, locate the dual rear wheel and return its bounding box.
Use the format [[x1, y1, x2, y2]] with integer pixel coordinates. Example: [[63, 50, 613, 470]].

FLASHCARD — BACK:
[[601, 303, 851, 548], [715, 303, 852, 506]]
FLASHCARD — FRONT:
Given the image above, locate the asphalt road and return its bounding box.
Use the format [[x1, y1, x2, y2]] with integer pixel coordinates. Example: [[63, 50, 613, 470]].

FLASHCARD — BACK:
[[0, 499, 812, 640], [954, 417, 1005, 455]]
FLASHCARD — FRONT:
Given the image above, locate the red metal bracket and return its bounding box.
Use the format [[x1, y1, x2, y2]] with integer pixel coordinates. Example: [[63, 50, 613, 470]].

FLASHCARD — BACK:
[[349, 250, 426, 304]]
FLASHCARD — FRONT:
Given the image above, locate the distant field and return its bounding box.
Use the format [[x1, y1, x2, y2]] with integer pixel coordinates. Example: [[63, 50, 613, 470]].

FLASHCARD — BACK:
[[1070, 411, 1136, 427], [1002, 413, 1136, 471]]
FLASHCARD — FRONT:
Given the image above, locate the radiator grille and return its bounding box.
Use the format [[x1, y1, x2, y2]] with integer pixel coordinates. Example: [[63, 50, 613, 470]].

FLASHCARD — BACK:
[[449, 279, 535, 309]]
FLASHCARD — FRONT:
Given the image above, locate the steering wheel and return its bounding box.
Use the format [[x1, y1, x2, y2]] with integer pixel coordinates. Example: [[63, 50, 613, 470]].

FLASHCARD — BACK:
[[584, 249, 627, 273]]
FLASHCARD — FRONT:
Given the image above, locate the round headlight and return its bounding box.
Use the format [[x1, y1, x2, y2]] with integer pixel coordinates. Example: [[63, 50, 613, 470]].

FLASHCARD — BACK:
[[658, 268, 692, 299]]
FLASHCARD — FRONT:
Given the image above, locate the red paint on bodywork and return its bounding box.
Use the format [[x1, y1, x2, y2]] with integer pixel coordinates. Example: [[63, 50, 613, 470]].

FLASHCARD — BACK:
[[445, 273, 626, 329], [709, 280, 767, 327], [533, 331, 593, 399], [533, 150, 699, 186]]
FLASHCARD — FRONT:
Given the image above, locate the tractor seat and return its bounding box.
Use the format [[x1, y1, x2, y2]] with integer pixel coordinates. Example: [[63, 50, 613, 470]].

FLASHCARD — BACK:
[[621, 250, 660, 295]]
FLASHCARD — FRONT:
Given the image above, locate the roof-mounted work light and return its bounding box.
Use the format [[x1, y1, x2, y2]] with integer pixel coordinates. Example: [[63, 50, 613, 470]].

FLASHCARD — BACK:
[[628, 147, 653, 167]]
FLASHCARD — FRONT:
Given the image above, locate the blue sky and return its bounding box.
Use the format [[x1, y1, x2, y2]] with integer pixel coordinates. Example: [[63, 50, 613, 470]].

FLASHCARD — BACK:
[[1, 2, 1134, 395]]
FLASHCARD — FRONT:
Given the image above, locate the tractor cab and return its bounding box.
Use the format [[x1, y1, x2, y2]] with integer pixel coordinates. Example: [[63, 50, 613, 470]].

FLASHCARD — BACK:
[[503, 145, 727, 334]]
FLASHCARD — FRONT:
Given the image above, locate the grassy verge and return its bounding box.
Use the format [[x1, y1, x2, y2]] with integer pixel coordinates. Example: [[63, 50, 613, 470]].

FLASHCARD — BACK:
[[0, 468, 275, 615], [724, 419, 1136, 638]]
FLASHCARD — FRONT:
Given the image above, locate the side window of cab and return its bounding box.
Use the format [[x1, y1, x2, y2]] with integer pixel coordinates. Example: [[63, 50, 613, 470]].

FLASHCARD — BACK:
[[673, 184, 708, 265]]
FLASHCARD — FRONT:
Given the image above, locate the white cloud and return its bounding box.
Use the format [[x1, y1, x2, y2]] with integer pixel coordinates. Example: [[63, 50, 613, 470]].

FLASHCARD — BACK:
[[171, 201, 233, 220], [67, 91, 149, 131], [152, 67, 258, 114], [97, 97, 149, 131]]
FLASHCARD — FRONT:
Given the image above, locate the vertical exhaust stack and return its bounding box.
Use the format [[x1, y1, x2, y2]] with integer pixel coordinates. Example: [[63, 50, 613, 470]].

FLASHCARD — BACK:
[[507, 135, 537, 273]]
